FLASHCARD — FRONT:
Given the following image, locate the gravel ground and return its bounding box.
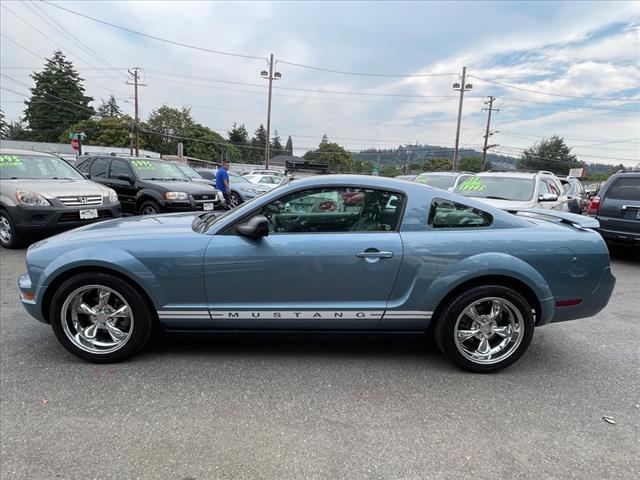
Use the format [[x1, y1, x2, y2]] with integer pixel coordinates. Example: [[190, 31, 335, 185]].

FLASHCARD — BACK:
[[1, 246, 638, 480]]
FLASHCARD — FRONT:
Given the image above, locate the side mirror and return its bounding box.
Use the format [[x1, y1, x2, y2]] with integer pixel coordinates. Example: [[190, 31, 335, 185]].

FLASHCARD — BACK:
[[539, 193, 558, 202], [236, 215, 269, 238], [81, 172, 89, 179], [116, 173, 134, 184]]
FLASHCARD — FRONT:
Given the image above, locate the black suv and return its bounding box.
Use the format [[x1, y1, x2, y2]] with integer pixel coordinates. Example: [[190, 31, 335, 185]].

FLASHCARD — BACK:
[[75, 156, 222, 215], [588, 170, 639, 246]]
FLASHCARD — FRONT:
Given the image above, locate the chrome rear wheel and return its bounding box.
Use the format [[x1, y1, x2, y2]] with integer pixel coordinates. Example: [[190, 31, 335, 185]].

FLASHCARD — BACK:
[[454, 297, 523, 365]]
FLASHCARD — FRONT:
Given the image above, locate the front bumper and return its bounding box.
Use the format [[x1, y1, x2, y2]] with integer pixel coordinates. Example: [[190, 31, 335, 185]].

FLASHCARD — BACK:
[[18, 272, 47, 323], [163, 193, 223, 212], [10, 203, 122, 237], [549, 266, 616, 323]]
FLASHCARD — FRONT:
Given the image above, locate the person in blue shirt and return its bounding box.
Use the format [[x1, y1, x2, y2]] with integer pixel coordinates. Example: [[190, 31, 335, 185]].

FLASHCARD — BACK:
[[216, 161, 231, 209]]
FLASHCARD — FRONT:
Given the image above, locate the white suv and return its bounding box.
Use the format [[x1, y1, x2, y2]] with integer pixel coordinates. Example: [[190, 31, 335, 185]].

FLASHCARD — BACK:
[[452, 170, 569, 211]]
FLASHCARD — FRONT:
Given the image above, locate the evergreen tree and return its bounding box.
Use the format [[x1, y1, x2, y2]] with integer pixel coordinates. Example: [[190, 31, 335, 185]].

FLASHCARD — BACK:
[[4, 119, 30, 141], [422, 157, 452, 171], [304, 139, 353, 172], [270, 130, 284, 157], [24, 50, 94, 142], [0, 110, 7, 139], [227, 122, 250, 161], [285, 135, 293, 156], [96, 95, 123, 118], [518, 135, 582, 175], [247, 124, 267, 164]]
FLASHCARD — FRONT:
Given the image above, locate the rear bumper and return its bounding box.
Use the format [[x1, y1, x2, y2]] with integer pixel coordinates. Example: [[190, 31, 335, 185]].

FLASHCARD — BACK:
[[596, 227, 640, 245], [10, 203, 122, 237], [549, 266, 616, 323]]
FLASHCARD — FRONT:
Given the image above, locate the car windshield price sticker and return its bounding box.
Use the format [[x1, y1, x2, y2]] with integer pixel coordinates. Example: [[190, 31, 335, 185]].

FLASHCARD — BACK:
[[415, 176, 430, 184], [0, 155, 23, 167], [457, 176, 486, 192], [131, 160, 155, 170], [161, 164, 177, 175]]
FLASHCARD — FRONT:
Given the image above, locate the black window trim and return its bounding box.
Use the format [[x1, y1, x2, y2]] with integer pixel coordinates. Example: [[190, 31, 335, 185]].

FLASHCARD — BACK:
[[217, 184, 408, 236], [427, 197, 494, 230]]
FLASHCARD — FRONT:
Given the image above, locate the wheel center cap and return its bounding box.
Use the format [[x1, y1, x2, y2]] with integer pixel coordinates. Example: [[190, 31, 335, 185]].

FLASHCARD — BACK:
[[96, 312, 108, 324], [480, 324, 493, 336]]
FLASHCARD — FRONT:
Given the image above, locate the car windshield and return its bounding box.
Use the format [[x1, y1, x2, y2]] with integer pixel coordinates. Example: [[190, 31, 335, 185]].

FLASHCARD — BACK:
[[176, 164, 202, 179], [229, 172, 249, 183], [130, 159, 188, 181], [0, 153, 84, 180], [454, 176, 535, 202], [414, 174, 457, 190]]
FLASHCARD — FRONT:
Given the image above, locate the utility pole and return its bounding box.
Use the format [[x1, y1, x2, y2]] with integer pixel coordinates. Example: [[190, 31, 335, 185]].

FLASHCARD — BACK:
[[452, 66, 472, 171], [261, 54, 281, 169], [481, 95, 500, 171], [127, 68, 147, 156]]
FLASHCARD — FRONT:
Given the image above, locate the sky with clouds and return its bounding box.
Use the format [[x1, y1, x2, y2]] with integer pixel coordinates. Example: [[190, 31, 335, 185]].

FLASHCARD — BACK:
[[1, 0, 639, 166]]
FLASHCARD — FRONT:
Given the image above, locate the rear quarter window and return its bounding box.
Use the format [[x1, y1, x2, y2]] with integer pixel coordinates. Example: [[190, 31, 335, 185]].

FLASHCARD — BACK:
[[606, 177, 640, 201], [428, 199, 493, 228]]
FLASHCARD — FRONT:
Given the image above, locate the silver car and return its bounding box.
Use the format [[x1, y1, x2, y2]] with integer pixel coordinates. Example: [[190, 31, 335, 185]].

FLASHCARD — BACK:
[[0, 149, 122, 248]]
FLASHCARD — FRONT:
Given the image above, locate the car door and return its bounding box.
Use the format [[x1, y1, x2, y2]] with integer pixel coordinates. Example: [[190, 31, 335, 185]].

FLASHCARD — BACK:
[[88, 157, 110, 186], [107, 159, 138, 213], [203, 186, 405, 329]]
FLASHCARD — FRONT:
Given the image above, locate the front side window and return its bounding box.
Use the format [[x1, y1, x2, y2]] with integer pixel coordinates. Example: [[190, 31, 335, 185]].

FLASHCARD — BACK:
[[109, 159, 133, 179], [258, 187, 403, 233], [428, 199, 492, 229], [0, 154, 84, 180], [177, 164, 201, 179], [455, 176, 535, 202]]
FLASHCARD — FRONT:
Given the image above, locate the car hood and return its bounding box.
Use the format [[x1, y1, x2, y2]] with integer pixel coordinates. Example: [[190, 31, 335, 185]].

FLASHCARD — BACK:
[[33, 212, 202, 247], [140, 180, 217, 193], [190, 177, 217, 188], [1, 178, 110, 198], [468, 198, 537, 210]]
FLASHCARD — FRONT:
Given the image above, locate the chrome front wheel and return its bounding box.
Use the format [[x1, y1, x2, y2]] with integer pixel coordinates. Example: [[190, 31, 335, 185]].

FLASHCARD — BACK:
[[60, 285, 134, 354], [0, 215, 12, 245]]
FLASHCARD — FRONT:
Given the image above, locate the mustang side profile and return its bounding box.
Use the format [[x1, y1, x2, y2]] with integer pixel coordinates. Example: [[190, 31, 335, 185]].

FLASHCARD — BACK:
[[19, 175, 615, 372]]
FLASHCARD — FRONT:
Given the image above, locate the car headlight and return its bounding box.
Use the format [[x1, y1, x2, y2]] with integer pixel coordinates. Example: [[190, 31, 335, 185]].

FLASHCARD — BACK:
[[164, 192, 189, 200], [241, 187, 260, 194], [15, 190, 51, 207], [107, 188, 119, 203]]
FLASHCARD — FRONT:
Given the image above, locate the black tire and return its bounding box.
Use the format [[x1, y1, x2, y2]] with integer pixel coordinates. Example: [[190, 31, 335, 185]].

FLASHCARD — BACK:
[[230, 192, 242, 208], [0, 209, 23, 249], [139, 199, 161, 215], [50, 272, 154, 363], [434, 285, 534, 373]]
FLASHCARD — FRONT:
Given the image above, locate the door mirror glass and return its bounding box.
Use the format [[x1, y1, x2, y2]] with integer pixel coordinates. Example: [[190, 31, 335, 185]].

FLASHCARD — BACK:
[[539, 193, 558, 202], [236, 215, 269, 238]]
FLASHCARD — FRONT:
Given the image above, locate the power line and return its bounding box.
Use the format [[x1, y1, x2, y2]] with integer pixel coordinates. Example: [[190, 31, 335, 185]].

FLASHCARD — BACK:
[[0, 75, 96, 114], [469, 74, 640, 103], [276, 59, 458, 78], [495, 144, 638, 162], [495, 129, 640, 145], [0, 34, 46, 60], [40, 0, 265, 61]]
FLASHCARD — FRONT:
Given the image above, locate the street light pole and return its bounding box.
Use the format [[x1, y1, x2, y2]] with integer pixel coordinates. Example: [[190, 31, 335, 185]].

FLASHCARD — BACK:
[[452, 66, 472, 171], [261, 54, 281, 169]]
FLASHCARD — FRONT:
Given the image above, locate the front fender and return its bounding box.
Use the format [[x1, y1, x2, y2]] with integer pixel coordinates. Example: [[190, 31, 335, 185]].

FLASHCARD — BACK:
[[38, 246, 162, 309], [136, 189, 164, 206], [425, 252, 554, 323]]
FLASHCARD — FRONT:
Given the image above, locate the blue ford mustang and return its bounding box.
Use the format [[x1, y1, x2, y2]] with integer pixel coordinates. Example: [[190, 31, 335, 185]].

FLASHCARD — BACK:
[[19, 175, 615, 372]]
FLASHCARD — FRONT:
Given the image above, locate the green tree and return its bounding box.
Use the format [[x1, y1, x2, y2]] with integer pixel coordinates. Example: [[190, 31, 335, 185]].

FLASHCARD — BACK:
[[285, 135, 293, 156], [142, 105, 194, 155], [518, 135, 582, 175], [3, 119, 30, 140], [184, 123, 240, 162], [59, 116, 135, 148], [247, 124, 267, 164], [270, 130, 284, 157], [458, 156, 491, 172], [24, 50, 94, 142], [422, 157, 452, 171], [303, 138, 353, 172], [96, 95, 123, 118], [379, 164, 400, 177], [227, 122, 250, 161], [0, 110, 7, 139]]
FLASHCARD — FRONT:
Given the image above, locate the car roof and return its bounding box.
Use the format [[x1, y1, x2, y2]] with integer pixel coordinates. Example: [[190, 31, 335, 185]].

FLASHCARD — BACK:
[[475, 171, 542, 179], [0, 148, 58, 157], [417, 171, 470, 177]]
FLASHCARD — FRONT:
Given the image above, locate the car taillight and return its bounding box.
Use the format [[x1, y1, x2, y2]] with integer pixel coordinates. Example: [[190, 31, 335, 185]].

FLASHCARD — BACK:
[[587, 196, 600, 216]]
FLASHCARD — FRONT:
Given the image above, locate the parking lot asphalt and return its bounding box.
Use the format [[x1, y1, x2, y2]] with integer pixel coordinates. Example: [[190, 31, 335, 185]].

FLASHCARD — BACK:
[[0, 246, 638, 480]]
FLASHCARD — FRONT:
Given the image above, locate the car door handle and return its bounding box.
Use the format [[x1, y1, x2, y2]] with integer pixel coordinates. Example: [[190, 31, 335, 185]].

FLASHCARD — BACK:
[[621, 204, 640, 210], [356, 250, 394, 259]]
